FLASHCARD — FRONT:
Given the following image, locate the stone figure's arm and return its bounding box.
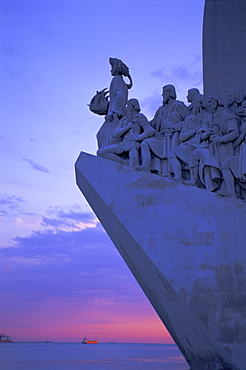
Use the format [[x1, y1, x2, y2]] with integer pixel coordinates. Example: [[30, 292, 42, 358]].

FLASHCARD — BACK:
[[113, 118, 132, 138], [113, 87, 125, 113], [199, 122, 211, 140], [220, 118, 239, 143], [138, 124, 155, 141], [149, 107, 162, 129], [232, 122, 246, 149], [180, 121, 197, 142], [195, 115, 210, 140], [136, 115, 155, 141], [180, 129, 198, 142], [210, 119, 238, 143], [108, 76, 128, 117], [172, 121, 183, 132], [176, 103, 190, 121]]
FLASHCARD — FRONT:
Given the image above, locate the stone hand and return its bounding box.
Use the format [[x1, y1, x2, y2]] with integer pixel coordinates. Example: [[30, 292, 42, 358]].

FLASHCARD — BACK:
[[173, 123, 183, 132], [210, 135, 222, 142], [125, 121, 133, 130], [193, 126, 199, 134], [164, 120, 174, 129]]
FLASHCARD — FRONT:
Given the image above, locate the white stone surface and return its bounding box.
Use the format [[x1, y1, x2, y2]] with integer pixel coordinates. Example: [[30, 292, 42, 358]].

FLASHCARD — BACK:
[[75, 151, 246, 370]]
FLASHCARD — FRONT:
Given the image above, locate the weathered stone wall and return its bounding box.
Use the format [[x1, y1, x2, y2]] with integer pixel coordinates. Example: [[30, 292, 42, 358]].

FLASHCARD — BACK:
[[203, 0, 246, 104], [76, 151, 246, 369]]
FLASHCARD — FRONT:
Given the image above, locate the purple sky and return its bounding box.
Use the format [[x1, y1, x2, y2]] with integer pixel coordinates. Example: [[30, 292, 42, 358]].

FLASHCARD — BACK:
[[0, 0, 204, 342]]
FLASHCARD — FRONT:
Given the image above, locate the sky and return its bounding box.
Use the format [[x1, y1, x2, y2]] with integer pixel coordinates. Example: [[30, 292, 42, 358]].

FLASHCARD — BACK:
[[0, 0, 205, 343]]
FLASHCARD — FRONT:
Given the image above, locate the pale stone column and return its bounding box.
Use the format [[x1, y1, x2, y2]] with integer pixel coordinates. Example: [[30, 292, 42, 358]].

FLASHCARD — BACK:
[[203, 0, 246, 104]]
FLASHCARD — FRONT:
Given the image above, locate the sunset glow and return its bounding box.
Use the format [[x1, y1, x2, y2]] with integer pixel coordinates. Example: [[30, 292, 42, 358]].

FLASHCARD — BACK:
[[0, 0, 204, 343]]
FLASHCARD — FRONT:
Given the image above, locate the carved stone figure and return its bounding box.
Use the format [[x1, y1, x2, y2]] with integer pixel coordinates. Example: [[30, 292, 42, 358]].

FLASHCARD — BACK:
[[221, 100, 246, 199], [169, 94, 208, 181], [186, 88, 200, 113], [227, 88, 244, 115], [97, 99, 154, 167], [91, 59, 246, 203], [106, 57, 133, 121], [96, 58, 133, 151], [186, 94, 239, 191], [136, 84, 189, 175]]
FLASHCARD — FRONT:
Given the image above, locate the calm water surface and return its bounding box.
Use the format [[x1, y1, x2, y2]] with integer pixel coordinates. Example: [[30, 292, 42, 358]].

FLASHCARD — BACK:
[[0, 342, 189, 369]]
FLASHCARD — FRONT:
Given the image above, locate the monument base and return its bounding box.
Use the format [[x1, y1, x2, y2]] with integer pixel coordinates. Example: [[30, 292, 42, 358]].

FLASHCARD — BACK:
[[75, 151, 246, 370]]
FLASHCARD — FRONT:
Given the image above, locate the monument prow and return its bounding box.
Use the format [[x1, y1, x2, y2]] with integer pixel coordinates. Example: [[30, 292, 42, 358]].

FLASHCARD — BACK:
[[75, 151, 246, 370], [75, 1, 246, 368]]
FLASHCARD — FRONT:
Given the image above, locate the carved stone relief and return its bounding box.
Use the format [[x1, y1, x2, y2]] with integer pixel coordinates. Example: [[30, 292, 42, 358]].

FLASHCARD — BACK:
[[89, 58, 246, 201]]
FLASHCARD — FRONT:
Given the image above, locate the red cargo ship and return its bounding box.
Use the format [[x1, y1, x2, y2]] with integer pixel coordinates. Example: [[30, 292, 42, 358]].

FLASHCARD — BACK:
[[0, 333, 12, 343], [81, 337, 98, 344]]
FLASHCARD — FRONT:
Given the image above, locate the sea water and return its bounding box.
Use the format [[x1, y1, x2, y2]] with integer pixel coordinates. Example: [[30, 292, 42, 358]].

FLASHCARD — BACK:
[[0, 342, 189, 369]]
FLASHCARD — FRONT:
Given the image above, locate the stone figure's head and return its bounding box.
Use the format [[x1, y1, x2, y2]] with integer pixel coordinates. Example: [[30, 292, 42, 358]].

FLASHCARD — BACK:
[[109, 58, 129, 77], [206, 93, 223, 112], [192, 93, 205, 113], [187, 88, 200, 103], [109, 57, 133, 89], [228, 88, 244, 106], [162, 84, 177, 104], [127, 99, 141, 113]]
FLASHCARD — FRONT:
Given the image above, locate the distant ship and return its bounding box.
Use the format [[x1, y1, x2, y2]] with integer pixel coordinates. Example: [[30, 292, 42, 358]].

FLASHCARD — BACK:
[[0, 333, 12, 343], [81, 337, 98, 344]]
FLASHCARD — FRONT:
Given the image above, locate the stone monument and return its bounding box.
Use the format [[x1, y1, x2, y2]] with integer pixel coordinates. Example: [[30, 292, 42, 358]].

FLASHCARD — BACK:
[[203, 0, 246, 105], [75, 2, 246, 369]]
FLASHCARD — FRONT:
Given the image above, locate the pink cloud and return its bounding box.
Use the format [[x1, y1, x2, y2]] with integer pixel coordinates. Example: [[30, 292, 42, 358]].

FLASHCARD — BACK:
[[0, 215, 172, 343]]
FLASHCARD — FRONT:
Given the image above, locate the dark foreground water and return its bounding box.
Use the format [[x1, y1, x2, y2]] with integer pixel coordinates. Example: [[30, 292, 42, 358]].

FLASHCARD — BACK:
[[0, 342, 189, 369]]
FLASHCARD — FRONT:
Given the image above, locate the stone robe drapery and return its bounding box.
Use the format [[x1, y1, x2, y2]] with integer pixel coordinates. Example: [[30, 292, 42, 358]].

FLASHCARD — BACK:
[[111, 113, 155, 153], [190, 107, 239, 190], [97, 75, 129, 150], [144, 100, 189, 159], [98, 113, 155, 158], [172, 113, 208, 165], [224, 117, 246, 183], [108, 75, 128, 117]]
